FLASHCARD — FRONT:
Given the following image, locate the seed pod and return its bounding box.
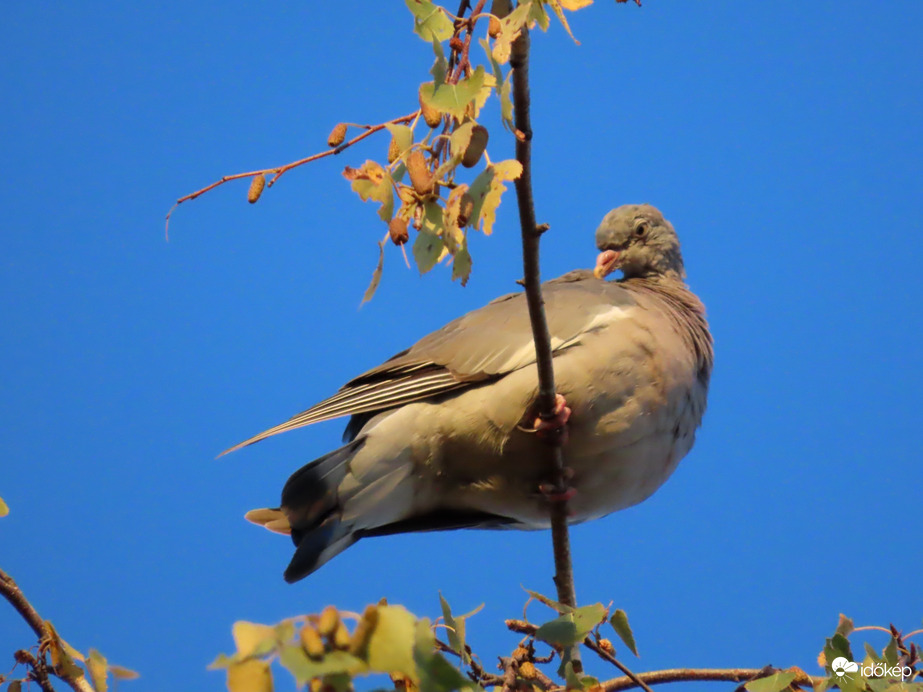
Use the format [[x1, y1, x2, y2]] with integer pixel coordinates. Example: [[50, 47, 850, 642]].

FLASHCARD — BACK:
[[389, 217, 410, 246], [301, 624, 327, 660], [406, 150, 435, 196], [462, 125, 489, 168], [349, 605, 379, 656], [519, 662, 538, 680], [247, 174, 265, 204], [387, 135, 401, 164], [332, 621, 352, 650], [458, 191, 475, 227], [598, 638, 616, 656], [327, 123, 348, 148], [419, 91, 442, 128], [490, 0, 511, 37], [317, 605, 340, 638]]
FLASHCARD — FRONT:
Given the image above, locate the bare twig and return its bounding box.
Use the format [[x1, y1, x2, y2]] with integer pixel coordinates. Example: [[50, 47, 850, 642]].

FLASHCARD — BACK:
[[0, 567, 46, 640], [597, 667, 825, 692], [508, 20, 581, 673], [164, 111, 418, 236], [586, 637, 656, 692], [14, 649, 58, 692]]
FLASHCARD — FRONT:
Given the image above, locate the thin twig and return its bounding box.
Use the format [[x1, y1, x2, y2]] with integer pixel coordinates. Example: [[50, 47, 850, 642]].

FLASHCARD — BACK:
[[597, 668, 826, 692], [164, 111, 418, 236], [14, 650, 58, 692], [0, 567, 46, 640], [509, 21, 581, 673], [585, 637, 656, 692]]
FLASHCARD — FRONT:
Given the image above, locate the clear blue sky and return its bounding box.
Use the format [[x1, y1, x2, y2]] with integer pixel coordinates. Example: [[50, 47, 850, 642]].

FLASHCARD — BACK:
[[2, 2, 921, 690]]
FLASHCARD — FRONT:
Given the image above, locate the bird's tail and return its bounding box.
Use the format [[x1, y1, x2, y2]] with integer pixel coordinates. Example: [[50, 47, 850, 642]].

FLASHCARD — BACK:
[[246, 438, 365, 582]]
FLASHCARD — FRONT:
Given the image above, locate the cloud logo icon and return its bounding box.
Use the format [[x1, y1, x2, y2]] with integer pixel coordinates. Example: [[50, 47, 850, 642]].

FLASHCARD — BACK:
[[831, 657, 859, 677]]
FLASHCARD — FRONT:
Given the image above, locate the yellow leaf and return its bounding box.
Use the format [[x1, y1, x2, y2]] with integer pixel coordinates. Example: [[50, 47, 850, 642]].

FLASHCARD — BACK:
[[87, 649, 108, 692], [108, 665, 140, 680], [492, 159, 523, 181], [227, 659, 272, 692], [232, 621, 277, 658], [559, 0, 592, 8], [0, 496, 8, 517], [361, 241, 385, 305], [547, 0, 582, 43]]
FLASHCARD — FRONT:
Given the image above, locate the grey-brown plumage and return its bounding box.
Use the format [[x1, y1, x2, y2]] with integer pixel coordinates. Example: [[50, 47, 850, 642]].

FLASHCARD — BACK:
[[229, 204, 713, 582]]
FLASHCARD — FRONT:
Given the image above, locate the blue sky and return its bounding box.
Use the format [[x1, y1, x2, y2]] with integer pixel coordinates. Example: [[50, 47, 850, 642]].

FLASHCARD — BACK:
[[2, 2, 921, 690]]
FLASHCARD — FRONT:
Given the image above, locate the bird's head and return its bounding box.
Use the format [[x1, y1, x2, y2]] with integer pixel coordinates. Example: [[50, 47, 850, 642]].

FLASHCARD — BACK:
[[594, 204, 685, 280]]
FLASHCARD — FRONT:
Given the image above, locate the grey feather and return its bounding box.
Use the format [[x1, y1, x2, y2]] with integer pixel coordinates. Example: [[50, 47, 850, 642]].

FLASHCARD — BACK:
[[232, 204, 713, 581]]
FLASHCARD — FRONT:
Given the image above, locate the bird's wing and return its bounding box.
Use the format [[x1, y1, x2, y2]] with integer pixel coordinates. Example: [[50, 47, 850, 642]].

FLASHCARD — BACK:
[[221, 270, 638, 455]]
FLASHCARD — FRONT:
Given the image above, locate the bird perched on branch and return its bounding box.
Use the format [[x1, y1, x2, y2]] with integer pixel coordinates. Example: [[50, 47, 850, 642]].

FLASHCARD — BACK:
[[226, 204, 713, 583]]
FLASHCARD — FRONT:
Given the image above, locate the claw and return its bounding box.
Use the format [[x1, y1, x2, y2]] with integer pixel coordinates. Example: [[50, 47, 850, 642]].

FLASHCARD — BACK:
[[534, 394, 571, 440]]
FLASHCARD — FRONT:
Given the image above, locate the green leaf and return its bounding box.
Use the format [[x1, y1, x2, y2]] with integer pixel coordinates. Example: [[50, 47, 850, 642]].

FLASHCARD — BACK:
[[609, 609, 639, 657], [278, 646, 366, 686], [232, 621, 278, 659], [529, 0, 551, 31], [406, 0, 454, 42], [413, 619, 478, 692], [87, 649, 108, 692], [467, 160, 521, 235], [345, 161, 395, 222], [44, 622, 85, 681], [413, 230, 443, 275], [744, 672, 796, 692], [490, 1, 533, 64], [439, 593, 467, 663], [449, 122, 475, 163], [430, 38, 448, 84], [535, 604, 606, 648], [420, 67, 487, 119], [366, 605, 418, 677], [813, 677, 833, 692], [452, 244, 472, 286], [824, 633, 855, 673], [864, 642, 883, 664], [523, 588, 572, 614], [386, 124, 415, 163], [0, 496, 8, 517], [563, 661, 584, 690], [362, 241, 385, 305], [836, 614, 855, 637], [479, 39, 514, 130], [882, 637, 899, 667]]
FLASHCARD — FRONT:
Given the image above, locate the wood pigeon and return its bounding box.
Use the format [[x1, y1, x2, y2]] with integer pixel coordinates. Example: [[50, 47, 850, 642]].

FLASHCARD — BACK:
[[226, 204, 713, 582]]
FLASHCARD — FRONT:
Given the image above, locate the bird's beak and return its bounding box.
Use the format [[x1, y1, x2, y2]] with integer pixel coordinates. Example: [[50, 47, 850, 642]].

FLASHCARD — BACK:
[[594, 250, 620, 279]]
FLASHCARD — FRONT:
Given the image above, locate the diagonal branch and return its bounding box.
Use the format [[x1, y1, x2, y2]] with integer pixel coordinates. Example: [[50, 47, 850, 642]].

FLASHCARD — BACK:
[[1, 566, 94, 692], [164, 111, 418, 237], [509, 21, 581, 673]]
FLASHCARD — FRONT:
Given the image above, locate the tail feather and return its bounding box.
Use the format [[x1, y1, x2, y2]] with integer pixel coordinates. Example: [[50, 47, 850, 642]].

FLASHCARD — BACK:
[[280, 438, 364, 528], [284, 515, 357, 583], [272, 438, 366, 582]]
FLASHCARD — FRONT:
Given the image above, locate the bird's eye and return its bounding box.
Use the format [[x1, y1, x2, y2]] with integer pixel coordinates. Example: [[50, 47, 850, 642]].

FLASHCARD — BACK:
[[634, 222, 647, 237]]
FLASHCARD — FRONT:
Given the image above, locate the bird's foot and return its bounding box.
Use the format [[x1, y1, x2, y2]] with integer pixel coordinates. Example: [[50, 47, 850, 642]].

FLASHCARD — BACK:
[[538, 467, 577, 508], [534, 394, 571, 442]]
